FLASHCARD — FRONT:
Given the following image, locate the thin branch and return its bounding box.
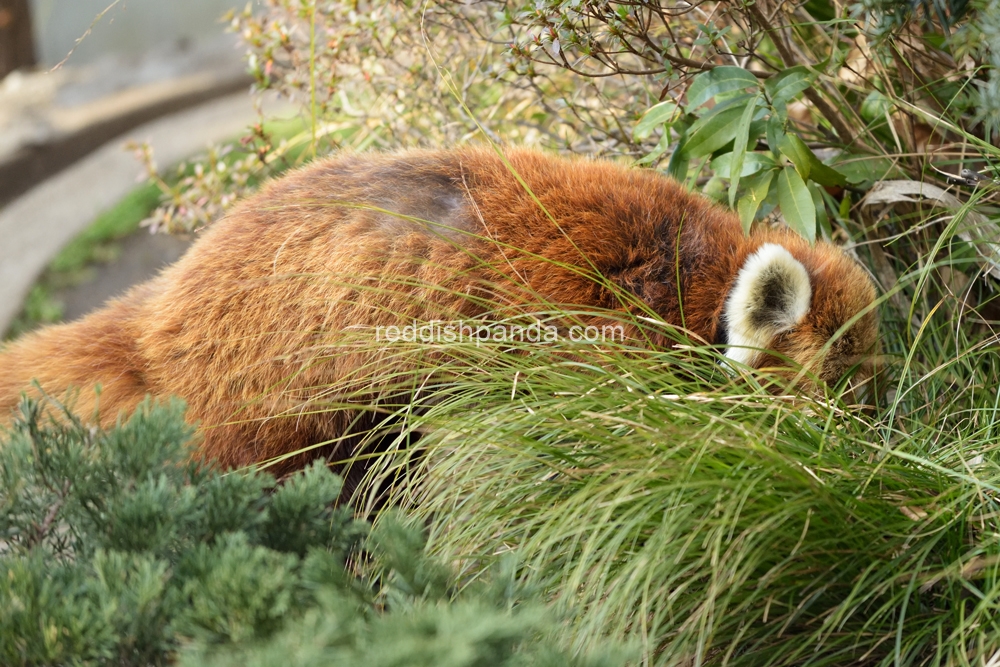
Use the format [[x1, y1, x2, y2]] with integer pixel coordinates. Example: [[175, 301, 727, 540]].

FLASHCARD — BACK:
[[26, 479, 71, 549], [744, 0, 874, 151], [50, 0, 122, 71]]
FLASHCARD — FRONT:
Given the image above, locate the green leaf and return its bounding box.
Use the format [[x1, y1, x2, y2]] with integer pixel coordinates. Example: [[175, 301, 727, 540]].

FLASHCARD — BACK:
[[808, 158, 848, 188], [666, 133, 690, 182], [694, 91, 757, 117], [667, 148, 690, 182], [766, 115, 784, 156], [728, 93, 762, 209], [710, 151, 777, 179], [685, 106, 744, 158], [833, 155, 905, 184], [860, 90, 892, 123], [776, 165, 816, 243], [777, 134, 847, 187], [809, 182, 831, 240], [685, 94, 764, 158], [634, 100, 679, 141], [703, 176, 727, 202], [746, 119, 767, 145], [777, 133, 813, 180], [687, 66, 760, 109], [635, 131, 672, 166], [839, 191, 852, 220], [737, 168, 776, 234], [764, 66, 815, 112]]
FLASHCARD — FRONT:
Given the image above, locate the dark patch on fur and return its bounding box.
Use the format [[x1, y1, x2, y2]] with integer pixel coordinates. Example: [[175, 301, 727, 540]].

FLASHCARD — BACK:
[[713, 320, 728, 346], [748, 267, 796, 329], [322, 157, 481, 241]]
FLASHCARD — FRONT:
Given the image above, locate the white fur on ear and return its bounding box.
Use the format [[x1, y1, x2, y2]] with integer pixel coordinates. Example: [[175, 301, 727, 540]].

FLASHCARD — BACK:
[[724, 243, 811, 367]]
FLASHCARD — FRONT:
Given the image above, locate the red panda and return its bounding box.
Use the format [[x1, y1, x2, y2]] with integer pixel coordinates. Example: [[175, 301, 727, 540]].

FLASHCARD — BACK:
[[0, 147, 877, 472]]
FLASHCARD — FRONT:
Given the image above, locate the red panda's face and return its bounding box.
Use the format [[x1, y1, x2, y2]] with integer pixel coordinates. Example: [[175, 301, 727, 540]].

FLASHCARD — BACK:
[[723, 241, 878, 402]]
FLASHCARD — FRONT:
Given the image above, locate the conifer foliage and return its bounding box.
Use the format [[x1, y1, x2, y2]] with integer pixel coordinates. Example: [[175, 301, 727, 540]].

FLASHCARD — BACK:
[[0, 398, 622, 667]]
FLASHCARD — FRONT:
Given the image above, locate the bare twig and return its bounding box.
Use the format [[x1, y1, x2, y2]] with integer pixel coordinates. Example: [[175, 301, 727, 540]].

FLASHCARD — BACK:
[[50, 0, 122, 71], [26, 479, 71, 549]]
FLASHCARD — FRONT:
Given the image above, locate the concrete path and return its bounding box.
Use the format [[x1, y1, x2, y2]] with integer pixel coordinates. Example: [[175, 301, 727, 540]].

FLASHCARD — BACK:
[[0, 92, 291, 332], [0, 34, 250, 207]]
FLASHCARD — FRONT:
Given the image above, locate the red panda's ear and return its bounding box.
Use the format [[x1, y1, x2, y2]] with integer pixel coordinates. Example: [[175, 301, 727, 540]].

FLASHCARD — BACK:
[[723, 243, 812, 366]]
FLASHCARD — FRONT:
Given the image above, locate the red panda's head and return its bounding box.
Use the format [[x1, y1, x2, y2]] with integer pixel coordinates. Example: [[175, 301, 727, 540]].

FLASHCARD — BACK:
[[723, 240, 878, 400]]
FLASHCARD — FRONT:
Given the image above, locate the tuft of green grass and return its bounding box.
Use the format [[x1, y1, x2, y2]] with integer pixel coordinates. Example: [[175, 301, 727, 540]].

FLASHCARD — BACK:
[[344, 307, 1000, 666]]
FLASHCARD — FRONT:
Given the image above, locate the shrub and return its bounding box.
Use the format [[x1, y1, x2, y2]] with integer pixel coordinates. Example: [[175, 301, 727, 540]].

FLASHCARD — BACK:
[[0, 396, 626, 666]]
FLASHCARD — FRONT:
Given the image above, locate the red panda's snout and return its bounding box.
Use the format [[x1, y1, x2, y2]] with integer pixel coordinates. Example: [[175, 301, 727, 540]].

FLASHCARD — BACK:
[[722, 241, 878, 401]]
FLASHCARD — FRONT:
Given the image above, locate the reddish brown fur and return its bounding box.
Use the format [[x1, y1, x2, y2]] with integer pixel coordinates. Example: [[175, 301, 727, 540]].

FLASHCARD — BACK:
[[0, 147, 877, 470]]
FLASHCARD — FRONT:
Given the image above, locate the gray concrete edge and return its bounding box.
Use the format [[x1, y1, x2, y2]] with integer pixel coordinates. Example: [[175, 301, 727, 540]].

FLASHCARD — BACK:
[[0, 92, 293, 333], [0, 70, 254, 208]]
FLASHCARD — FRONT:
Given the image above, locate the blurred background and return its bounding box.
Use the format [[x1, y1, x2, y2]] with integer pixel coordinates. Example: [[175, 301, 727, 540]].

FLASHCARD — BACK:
[[0, 0, 272, 337], [27, 0, 242, 67], [1, 0, 256, 199]]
